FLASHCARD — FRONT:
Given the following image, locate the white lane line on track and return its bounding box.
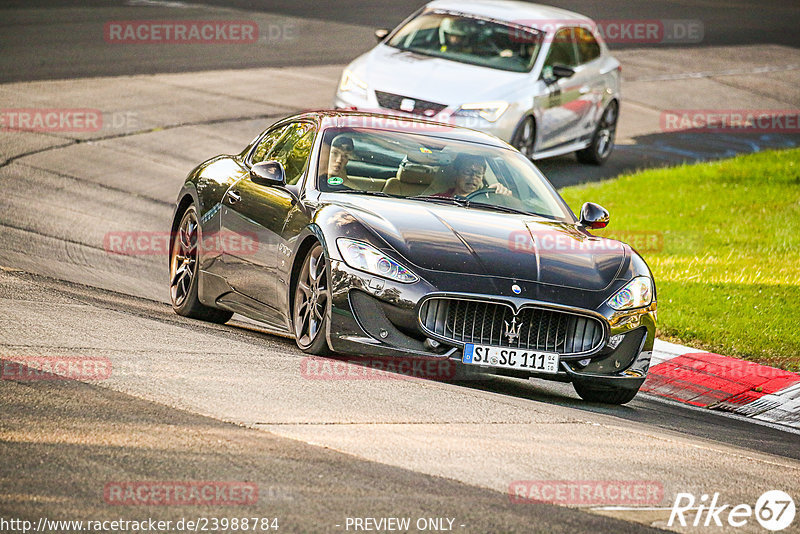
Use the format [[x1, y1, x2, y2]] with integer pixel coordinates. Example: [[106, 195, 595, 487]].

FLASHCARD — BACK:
[[590, 506, 675, 511], [125, 0, 192, 7], [628, 64, 799, 82]]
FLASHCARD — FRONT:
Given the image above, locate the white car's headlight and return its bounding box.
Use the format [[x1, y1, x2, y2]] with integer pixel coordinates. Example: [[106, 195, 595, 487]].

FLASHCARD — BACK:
[[607, 276, 653, 310], [338, 69, 368, 95], [454, 101, 509, 122], [337, 238, 418, 284]]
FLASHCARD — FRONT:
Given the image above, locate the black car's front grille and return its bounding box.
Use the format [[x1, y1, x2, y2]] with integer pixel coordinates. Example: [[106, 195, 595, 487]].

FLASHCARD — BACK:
[[374, 90, 447, 117], [418, 297, 605, 355]]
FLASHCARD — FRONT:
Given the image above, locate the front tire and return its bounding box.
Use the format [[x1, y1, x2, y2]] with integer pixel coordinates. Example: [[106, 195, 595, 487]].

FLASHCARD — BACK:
[[576, 101, 618, 165], [169, 204, 233, 324], [293, 243, 331, 355], [573, 380, 639, 405], [511, 116, 536, 160]]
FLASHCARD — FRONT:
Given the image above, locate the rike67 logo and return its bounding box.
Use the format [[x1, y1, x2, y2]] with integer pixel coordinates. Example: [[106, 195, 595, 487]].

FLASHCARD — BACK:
[[669, 490, 795, 531]]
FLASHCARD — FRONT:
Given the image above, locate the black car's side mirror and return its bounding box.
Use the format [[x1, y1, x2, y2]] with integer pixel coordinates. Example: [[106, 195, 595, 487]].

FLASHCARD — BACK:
[[579, 202, 610, 229], [250, 160, 285, 187], [374, 28, 390, 42], [551, 64, 576, 79]]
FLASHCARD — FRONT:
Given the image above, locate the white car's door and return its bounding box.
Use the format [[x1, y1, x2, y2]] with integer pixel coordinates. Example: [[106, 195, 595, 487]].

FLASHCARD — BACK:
[[536, 27, 582, 150], [536, 27, 604, 151], [565, 64, 603, 142], [571, 27, 610, 141]]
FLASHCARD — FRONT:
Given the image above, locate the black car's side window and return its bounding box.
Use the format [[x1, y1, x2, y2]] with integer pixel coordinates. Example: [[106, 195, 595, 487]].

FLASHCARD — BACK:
[[266, 122, 316, 185], [542, 27, 578, 69], [251, 126, 286, 165], [575, 27, 601, 64]]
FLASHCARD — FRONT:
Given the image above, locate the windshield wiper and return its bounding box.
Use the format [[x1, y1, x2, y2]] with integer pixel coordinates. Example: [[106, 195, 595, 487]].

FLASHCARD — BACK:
[[349, 192, 532, 216], [334, 190, 397, 198], [409, 195, 529, 214], [463, 201, 531, 215], [408, 195, 467, 206]]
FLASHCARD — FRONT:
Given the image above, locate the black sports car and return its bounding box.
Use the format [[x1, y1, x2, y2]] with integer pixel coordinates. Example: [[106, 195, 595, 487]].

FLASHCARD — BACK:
[[169, 111, 657, 404]]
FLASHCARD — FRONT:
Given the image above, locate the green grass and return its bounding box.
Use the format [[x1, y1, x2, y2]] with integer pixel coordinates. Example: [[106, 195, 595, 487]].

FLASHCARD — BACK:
[[559, 148, 800, 371]]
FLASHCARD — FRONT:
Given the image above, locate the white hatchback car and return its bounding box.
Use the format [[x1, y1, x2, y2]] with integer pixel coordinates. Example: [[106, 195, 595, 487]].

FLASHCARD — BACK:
[[334, 0, 621, 165]]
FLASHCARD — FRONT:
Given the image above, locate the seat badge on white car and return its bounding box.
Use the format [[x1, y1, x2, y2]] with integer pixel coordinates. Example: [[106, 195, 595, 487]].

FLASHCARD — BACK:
[[400, 98, 415, 112]]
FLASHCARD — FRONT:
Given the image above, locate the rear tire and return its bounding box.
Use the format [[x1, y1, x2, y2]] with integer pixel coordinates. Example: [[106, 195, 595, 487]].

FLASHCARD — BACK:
[[292, 242, 332, 355], [576, 101, 618, 165], [573, 381, 639, 405], [169, 204, 233, 324]]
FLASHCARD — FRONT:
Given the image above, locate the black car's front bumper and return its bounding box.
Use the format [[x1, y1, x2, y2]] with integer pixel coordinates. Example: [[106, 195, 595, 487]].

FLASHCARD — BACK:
[[326, 260, 452, 359], [325, 259, 656, 389]]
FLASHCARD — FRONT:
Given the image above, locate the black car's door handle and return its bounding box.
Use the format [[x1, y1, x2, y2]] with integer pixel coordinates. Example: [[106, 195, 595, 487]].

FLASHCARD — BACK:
[[226, 190, 241, 204]]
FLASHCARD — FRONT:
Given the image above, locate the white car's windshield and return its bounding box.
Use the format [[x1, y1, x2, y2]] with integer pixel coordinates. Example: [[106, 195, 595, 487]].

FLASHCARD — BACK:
[[317, 126, 573, 222], [386, 11, 542, 73]]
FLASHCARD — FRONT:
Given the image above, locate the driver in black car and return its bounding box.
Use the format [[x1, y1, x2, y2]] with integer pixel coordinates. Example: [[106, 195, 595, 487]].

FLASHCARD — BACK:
[[434, 154, 512, 197], [327, 135, 354, 180], [320, 134, 358, 190]]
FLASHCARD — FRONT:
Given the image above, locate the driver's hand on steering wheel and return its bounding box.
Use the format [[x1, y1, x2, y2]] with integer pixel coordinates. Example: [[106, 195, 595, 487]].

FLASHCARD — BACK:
[[487, 183, 512, 196]]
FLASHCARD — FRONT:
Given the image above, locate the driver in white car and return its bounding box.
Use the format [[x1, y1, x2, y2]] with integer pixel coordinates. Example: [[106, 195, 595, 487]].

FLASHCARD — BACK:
[[439, 17, 472, 53], [433, 154, 512, 197]]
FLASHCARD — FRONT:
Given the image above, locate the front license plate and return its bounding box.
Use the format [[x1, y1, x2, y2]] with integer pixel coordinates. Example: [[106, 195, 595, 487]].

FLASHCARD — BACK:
[[462, 344, 560, 374]]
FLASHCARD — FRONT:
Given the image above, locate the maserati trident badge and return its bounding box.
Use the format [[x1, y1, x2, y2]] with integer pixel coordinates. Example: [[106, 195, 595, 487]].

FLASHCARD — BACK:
[[504, 316, 523, 343]]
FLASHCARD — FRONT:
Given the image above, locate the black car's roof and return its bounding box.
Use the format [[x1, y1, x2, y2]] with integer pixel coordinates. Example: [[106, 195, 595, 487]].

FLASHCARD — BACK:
[[283, 109, 511, 149]]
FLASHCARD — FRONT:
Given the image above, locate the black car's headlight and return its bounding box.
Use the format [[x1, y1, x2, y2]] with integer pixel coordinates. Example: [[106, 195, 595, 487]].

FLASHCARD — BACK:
[[336, 238, 418, 284], [607, 276, 653, 310]]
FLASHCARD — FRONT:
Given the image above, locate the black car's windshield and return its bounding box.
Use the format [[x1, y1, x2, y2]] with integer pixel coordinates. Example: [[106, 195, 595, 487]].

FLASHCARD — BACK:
[[386, 11, 542, 73], [317, 127, 573, 222]]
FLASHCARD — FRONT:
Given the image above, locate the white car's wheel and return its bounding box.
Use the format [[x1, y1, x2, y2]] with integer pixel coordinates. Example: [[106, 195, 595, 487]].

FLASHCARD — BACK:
[[577, 102, 618, 165]]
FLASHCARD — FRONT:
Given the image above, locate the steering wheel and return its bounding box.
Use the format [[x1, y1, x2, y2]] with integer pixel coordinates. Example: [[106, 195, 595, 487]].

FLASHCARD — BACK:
[[463, 187, 530, 212], [464, 187, 501, 201]]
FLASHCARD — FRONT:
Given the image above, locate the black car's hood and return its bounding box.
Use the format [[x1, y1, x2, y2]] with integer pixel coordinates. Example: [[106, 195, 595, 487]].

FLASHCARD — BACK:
[[337, 198, 626, 291]]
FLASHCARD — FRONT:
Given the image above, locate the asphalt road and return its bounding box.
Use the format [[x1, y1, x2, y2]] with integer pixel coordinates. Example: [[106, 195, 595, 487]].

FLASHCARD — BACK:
[[2, 270, 798, 533], [2, 331, 665, 534], [3, 0, 797, 185], [1, 0, 798, 82], [1, 61, 799, 533], [1, 2, 799, 533]]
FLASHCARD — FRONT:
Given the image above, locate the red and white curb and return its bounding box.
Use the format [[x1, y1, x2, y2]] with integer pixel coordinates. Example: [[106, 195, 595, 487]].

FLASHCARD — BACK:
[[644, 339, 800, 429]]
